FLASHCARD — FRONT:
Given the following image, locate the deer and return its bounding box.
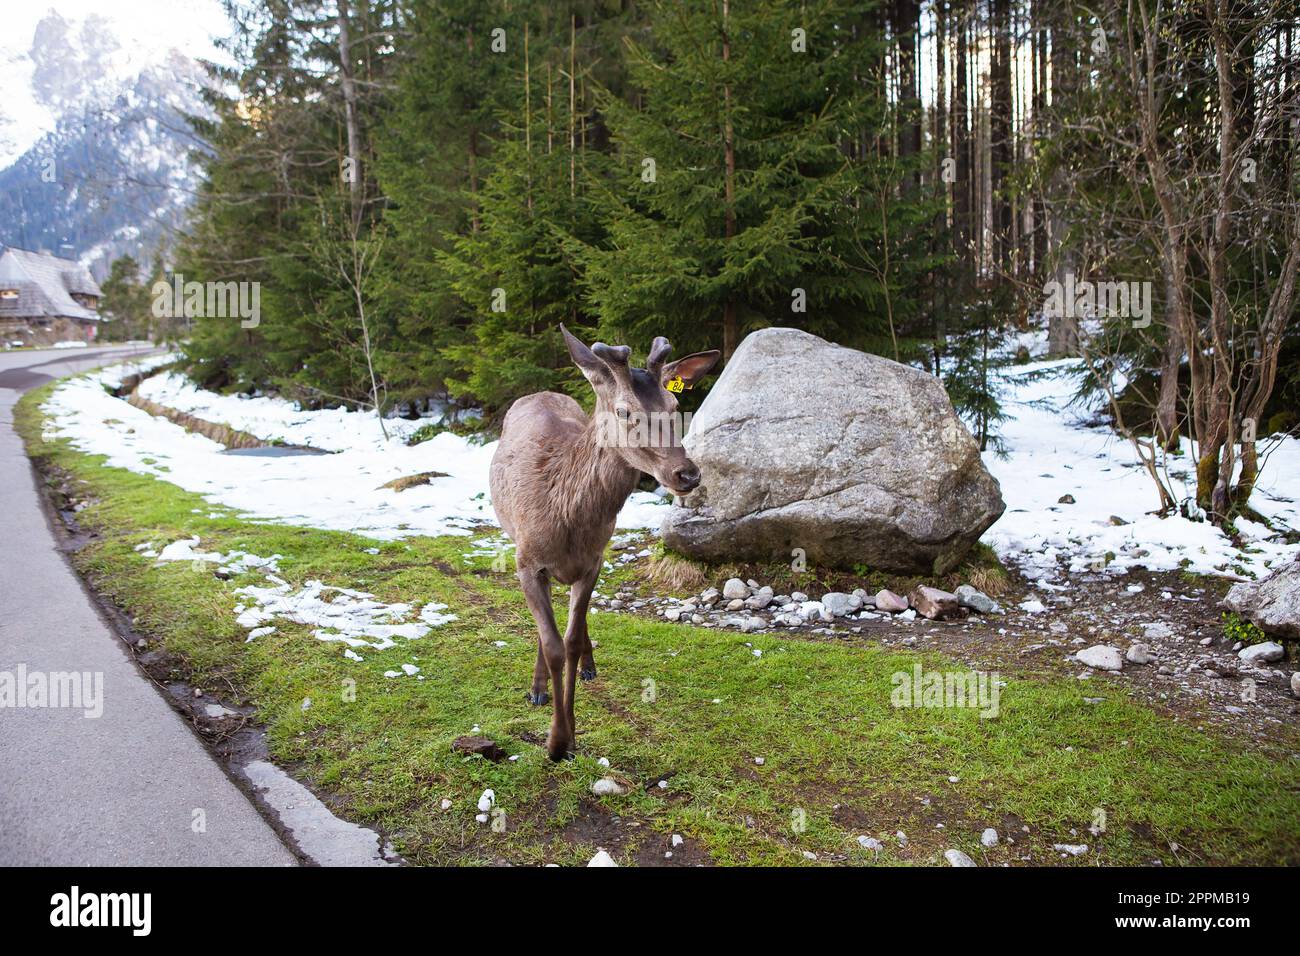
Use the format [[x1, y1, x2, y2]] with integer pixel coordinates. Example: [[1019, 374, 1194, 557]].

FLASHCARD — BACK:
[[489, 325, 720, 761]]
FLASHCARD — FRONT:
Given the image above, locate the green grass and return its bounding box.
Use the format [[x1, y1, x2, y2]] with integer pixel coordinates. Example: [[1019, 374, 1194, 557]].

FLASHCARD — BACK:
[[16, 379, 1300, 866]]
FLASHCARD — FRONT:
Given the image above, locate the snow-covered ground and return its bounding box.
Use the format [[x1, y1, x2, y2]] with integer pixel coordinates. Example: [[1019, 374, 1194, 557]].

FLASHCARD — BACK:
[[986, 359, 1298, 581], [40, 354, 1298, 580], [40, 363, 673, 539]]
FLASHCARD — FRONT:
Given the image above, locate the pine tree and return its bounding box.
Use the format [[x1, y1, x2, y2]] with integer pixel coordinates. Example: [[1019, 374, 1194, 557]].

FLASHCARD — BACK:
[[573, 0, 920, 361]]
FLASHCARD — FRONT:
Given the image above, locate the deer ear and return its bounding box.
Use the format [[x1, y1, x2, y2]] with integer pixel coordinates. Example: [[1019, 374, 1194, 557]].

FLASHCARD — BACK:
[[560, 324, 610, 385], [660, 350, 721, 390]]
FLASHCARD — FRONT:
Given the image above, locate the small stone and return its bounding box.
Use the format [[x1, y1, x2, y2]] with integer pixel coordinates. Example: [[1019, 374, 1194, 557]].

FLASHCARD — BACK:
[[722, 578, 748, 600], [1291, 673, 1300, 698], [700, 588, 719, 605], [821, 592, 862, 617], [439, 799, 452, 811], [745, 587, 775, 610], [477, 789, 495, 812], [1109, 515, 1129, 526], [587, 849, 618, 867], [909, 585, 961, 620], [1126, 643, 1154, 665], [980, 828, 998, 848], [1143, 622, 1174, 641], [944, 849, 977, 867], [453, 735, 506, 761], [955, 584, 999, 614], [672, 834, 684, 847], [726, 599, 745, 611], [791, 591, 809, 603], [591, 776, 629, 797], [1076, 645, 1124, 671], [754, 756, 765, 766], [875, 589, 909, 613], [1239, 641, 1284, 664], [1053, 843, 1089, 856], [1058, 494, 1075, 504], [857, 836, 883, 851]]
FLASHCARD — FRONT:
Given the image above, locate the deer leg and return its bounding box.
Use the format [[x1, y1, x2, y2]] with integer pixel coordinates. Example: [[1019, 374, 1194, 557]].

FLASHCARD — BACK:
[[517, 566, 570, 761], [563, 565, 600, 744], [527, 641, 549, 705]]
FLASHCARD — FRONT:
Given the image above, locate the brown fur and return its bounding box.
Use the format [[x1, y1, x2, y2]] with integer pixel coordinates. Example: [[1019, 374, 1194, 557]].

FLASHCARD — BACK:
[[489, 326, 719, 760]]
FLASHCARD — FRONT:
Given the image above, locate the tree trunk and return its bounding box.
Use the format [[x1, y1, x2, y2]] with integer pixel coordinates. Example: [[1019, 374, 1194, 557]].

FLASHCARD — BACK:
[[336, 0, 363, 230]]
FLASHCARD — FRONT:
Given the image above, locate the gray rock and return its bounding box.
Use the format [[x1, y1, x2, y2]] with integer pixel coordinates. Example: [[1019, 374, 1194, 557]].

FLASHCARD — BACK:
[[820, 592, 862, 617], [791, 591, 809, 603], [980, 828, 999, 848], [661, 328, 1005, 573], [798, 600, 831, 623], [1224, 560, 1300, 638], [722, 578, 748, 600], [591, 777, 628, 796], [875, 589, 910, 613], [700, 588, 720, 605], [1076, 645, 1124, 671], [726, 599, 745, 611], [955, 584, 1000, 614], [1238, 641, 1285, 665], [745, 587, 775, 610], [1291, 673, 1300, 698], [1143, 622, 1174, 641], [944, 849, 977, 867], [1126, 643, 1154, 665]]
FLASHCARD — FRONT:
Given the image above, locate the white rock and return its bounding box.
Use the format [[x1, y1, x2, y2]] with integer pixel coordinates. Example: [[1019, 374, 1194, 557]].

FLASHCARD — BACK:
[[591, 777, 628, 796], [1143, 622, 1174, 641], [791, 591, 809, 603], [1239, 641, 1285, 664], [477, 789, 496, 812], [671, 834, 684, 847], [944, 849, 977, 867], [1126, 643, 1154, 665], [439, 799, 452, 811], [1053, 843, 1089, 856], [587, 849, 618, 867], [1019, 599, 1047, 614], [722, 578, 748, 600], [980, 828, 999, 848], [857, 836, 883, 851], [1076, 645, 1123, 671], [1292, 673, 1300, 698], [820, 592, 862, 617]]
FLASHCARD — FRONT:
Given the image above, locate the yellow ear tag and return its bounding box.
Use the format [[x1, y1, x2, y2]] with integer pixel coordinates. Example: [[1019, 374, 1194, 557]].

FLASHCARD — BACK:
[[666, 376, 685, 393]]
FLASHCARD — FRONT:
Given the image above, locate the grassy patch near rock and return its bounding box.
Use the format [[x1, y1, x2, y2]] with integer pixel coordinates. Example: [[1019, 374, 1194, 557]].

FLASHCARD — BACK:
[[17, 380, 1300, 866]]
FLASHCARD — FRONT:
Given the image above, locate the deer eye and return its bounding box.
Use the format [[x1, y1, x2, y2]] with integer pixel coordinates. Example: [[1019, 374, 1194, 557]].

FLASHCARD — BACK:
[[615, 406, 630, 422]]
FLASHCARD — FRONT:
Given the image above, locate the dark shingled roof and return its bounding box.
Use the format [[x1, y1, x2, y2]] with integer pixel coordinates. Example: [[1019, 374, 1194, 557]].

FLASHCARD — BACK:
[[0, 247, 102, 322]]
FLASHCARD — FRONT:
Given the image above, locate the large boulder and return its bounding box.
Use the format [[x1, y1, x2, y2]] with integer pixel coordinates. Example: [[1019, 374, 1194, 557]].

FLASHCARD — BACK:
[[1224, 560, 1300, 639], [662, 328, 1005, 574]]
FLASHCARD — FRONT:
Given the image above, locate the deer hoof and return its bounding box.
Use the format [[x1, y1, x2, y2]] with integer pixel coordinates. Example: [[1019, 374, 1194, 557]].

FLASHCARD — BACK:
[[526, 691, 549, 706], [547, 747, 575, 762], [579, 666, 597, 681]]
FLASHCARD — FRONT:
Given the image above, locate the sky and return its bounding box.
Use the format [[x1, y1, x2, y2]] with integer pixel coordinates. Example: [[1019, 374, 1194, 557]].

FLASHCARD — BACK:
[[0, 1, 230, 165]]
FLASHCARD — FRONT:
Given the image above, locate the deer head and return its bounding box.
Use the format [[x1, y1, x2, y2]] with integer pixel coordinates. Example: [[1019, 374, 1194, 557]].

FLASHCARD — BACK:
[[560, 324, 720, 494]]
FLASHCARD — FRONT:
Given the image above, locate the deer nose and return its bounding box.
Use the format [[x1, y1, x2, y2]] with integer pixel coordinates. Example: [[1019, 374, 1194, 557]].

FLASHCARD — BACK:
[[672, 464, 700, 492]]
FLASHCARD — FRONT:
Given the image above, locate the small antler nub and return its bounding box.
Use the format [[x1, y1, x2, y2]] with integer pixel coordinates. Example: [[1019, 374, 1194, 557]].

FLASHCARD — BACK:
[[646, 336, 673, 377]]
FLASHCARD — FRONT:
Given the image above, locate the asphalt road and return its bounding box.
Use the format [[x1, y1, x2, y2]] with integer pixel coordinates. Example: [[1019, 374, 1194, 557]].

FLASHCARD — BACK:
[[0, 344, 296, 865]]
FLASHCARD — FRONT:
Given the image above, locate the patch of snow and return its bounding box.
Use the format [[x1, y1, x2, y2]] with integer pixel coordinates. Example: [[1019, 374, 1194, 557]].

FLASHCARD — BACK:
[[232, 576, 456, 654], [985, 359, 1298, 580], [42, 363, 671, 538]]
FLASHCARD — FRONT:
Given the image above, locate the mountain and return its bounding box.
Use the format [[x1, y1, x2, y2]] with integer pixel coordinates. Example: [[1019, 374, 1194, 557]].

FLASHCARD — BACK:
[[0, 36, 210, 281]]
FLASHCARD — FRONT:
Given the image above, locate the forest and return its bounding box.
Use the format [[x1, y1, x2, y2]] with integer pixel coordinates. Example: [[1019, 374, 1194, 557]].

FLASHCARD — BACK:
[[103, 0, 1300, 527]]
